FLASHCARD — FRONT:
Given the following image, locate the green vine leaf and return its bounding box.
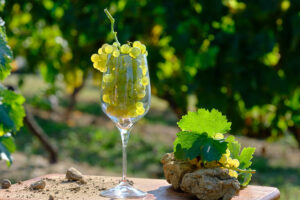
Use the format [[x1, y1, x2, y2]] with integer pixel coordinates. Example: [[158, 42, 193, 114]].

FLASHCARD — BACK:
[[0, 88, 26, 133], [177, 108, 231, 137], [0, 18, 12, 81], [174, 131, 227, 161], [226, 135, 241, 159], [239, 147, 256, 169], [0, 135, 15, 166], [238, 173, 253, 187], [0, 3, 25, 166]]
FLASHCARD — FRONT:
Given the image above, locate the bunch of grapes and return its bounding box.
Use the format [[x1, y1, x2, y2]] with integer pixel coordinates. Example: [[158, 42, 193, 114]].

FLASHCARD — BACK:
[[90, 41, 149, 118], [188, 133, 240, 178], [91, 41, 148, 72]]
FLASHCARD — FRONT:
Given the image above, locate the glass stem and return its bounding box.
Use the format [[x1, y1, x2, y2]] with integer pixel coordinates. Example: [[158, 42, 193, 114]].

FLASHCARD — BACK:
[[119, 128, 130, 182]]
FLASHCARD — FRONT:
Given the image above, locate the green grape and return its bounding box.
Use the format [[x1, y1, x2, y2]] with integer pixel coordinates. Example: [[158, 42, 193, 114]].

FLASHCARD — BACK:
[[99, 65, 108, 73], [120, 44, 130, 54], [117, 109, 128, 118], [225, 149, 230, 157], [214, 133, 224, 139], [91, 54, 100, 62], [102, 43, 109, 49], [140, 64, 147, 76], [93, 60, 107, 72], [142, 68, 147, 76], [133, 41, 142, 48], [103, 74, 114, 83], [102, 94, 111, 103], [99, 53, 107, 61], [219, 154, 228, 165], [113, 41, 120, 47], [136, 102, 143, 108], [93, 61, 101, 70], [106, 105, 115, 116], [129, 47, 141, 58], [231, 159, 240, 168], [137, 90, 146, 99], [104, 45, 113, 54], [98, 48, 103, 54], [128, 108, 138, 118], [140, 44, 146, 54], [136, 106, 145, 115], [229, 170, 238, 178], [112, 49, 120, 57], [141, 77, 149, 86]]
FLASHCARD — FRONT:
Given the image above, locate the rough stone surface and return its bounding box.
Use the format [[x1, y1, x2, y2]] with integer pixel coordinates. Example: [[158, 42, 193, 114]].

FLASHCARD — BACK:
[[66, 167, 83, 181], [161, 153, 240, 200], [30, 180, 46, 190], [161, 153, 195, 190], [181, 168, 240, 200], [1, 179, 11, 189]]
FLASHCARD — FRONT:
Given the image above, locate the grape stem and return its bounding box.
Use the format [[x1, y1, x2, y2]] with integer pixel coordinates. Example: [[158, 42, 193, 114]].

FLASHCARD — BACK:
[[227, 166, 256, 174], [104, 8, 120, 46]]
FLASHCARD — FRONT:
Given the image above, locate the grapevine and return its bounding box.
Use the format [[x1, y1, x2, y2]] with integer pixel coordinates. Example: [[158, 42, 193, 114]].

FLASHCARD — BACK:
[[0, 2, 25, 166], [173, 109, 256, 186]]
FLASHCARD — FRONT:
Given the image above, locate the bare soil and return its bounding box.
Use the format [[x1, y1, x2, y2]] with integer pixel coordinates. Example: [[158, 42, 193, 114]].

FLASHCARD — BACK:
[[0, 153, 117, 183], [1, 175, 120, 200]]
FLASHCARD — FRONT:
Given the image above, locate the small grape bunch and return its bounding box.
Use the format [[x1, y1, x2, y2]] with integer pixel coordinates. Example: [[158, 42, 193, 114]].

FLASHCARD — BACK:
[[90, 9, 149, 119], [188, 133, 241, 178]]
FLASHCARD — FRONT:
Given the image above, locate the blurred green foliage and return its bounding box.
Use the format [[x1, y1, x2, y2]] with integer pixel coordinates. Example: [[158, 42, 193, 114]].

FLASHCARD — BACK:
[[2, 0, 300, 142], [0, 0, 25, 166], [16, 115, 171, 178]]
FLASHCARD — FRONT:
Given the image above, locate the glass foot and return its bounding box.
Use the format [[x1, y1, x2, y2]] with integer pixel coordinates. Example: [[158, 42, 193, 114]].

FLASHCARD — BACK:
[[100, 181, 147, 199]]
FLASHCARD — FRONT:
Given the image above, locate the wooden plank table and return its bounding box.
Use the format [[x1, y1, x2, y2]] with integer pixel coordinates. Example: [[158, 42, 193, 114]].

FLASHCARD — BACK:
[[0, 174, 280, 200]]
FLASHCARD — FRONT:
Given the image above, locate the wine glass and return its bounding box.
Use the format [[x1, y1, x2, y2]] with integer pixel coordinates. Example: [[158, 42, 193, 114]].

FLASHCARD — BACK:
[[99, 53, 151, 198]]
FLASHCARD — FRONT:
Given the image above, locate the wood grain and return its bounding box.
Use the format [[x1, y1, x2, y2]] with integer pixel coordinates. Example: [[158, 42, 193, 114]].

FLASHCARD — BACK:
[[0, 174, 280, 200]]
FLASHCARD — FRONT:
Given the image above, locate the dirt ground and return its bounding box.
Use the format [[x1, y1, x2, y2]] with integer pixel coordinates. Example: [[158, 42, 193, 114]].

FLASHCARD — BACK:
[[0, 152, 117, 183]]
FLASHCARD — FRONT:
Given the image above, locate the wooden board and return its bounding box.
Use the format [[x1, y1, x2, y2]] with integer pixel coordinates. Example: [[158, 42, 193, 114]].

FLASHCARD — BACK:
[[0, 174, 280, 200]]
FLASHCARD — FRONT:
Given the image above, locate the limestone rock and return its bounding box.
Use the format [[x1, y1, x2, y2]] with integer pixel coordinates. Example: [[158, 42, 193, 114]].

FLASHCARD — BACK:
[[66, 167, 83, 181], [161, 153, 195, 190], [181, 168, 240, 200], [161, 153, 240, 200]]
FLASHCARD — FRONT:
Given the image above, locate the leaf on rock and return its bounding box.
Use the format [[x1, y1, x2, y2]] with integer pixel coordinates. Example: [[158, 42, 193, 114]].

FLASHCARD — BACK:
[[174, 132, 203, 160], [239, 147, 256, 169], [226, 135, 241, 159], [174, 131, 227, 161], [238, 173, 252, 187], [177, 108, 231, 137]]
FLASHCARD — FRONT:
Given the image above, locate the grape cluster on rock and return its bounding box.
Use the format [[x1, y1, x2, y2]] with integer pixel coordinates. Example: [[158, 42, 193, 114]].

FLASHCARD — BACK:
[[161, 153, 240, 200], [187, 133, 240, 178], [90, 41, 149, 118], [188, 148, 240, 178]]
